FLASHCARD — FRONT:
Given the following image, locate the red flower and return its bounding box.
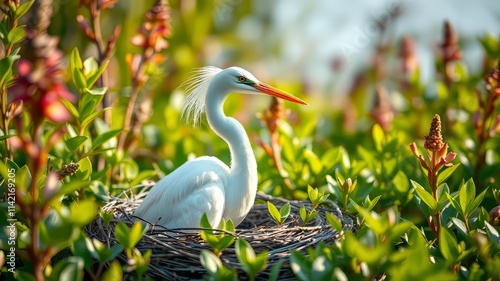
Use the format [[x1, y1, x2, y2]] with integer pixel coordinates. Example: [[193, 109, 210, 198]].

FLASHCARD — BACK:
[[10, 57, 75, 123]]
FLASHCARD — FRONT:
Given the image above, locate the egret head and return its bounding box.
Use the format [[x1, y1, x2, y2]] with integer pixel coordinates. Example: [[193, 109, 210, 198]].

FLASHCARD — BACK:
[[181, 66, 307, 126], [215, 67, 308, 105]]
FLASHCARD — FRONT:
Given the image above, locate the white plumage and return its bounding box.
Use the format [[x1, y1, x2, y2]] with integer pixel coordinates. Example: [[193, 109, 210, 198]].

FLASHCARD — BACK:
[[134, 66, 307, 231]]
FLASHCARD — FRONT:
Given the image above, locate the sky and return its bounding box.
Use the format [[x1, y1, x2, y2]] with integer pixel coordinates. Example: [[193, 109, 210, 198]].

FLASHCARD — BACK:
[[253, 0, 500, 95]]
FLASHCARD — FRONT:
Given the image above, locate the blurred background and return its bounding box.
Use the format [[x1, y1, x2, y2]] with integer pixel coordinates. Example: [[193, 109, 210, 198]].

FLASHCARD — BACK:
[[43, 0, 500, 195], [51, 0, 500, 96]]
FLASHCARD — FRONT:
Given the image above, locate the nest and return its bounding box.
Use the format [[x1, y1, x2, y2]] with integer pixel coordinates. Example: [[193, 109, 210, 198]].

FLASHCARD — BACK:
[[86, 182, 356, 280]]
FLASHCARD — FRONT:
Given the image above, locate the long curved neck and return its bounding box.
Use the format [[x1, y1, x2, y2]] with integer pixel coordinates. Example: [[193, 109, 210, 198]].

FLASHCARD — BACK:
[[204, 80, 258, 226], [205, 91, 256, 174]]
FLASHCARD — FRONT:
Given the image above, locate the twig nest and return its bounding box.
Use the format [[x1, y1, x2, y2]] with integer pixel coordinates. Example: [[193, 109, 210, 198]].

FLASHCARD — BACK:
[[86, 183, 355, 280]]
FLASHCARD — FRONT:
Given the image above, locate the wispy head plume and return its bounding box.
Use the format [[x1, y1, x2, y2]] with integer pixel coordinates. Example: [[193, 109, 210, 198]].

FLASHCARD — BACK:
[[180, 66, 223, 126]]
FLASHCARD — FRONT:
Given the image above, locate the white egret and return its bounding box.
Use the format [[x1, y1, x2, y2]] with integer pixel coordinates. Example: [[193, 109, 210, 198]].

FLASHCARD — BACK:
[[134, 66, 307, 231]]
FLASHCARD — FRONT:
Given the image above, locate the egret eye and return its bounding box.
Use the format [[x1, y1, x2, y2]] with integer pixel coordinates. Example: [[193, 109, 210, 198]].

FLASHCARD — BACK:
[[238, 76, 246, 83]]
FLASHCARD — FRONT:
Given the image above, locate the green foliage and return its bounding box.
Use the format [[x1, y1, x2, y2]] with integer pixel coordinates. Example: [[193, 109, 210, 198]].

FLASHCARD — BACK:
[[200, 250, 238, 281], [235, 238, 268, 281], [0, 2, 499, 281], [299, 186, 329, 226], [325, 212, 343, 232], [200, 213, 236, 257], [115, 221, 147, 250], [267, 201, 291, 225]]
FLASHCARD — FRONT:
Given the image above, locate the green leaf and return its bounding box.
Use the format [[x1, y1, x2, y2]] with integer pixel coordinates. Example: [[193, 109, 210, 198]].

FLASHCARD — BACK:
[[51, 180, 90, 203], [303, 149, 323, 175], [106, 245, 125, 263], [201, 215, 235, 255], [14, 0, 35, 20], [70, 48, 83, 70], [235, 238, 268, 278], [306, 211, 318, 223], [91, 166, 110, 181], [74, 157, 92, 181], [85, 238, 123, 264], [290, 250, 312, 281], [236, 238, 255, 265], [468, 188, 488, 217], [7, 26, 25, 45], [0, 51, 20, 86], [101, 260, 123, 281], [311, 256, 334, 281], [91, 129, 121, 150], [267, 201, 282, 224], [364, 195, 381, 211], [200, 249, 238, 280], [49, 256, 84, 281], [299, 205, 307, 223], [72, 68, 87, 89], [217, 236, 236, 253], [86, 60, 110, 88], [479, 33, 500, 57], [279, 202, 291, 222], [0, 22, 6, 41], [413, 182, 438, 213], [70, 235, 93, 271], [15, 165, 32, 193], [307, 185, 319, 203], [42, 209, 80, 249], [459, 179, 476, 216], [115, 221, 145, 250], [439, 227, 459, 262], [436, 183, 451, 209], [100, 211, 114, 228], [68, 199, 97, 226], [446, 192, 462, 216], [122, 160, 139, 182], [485, 221, 500, 244], [84, 87, 107, 96], [451, 217, 468, 237], [0, 134, 14, 141], [436, 163, 460, 186], [372, 123, 385, 152], [352, 202, 384, 236], [200, 213, 212, 229], [60, 98, 80, 119], [80, 108, 110, 129], [224, 219, 235, 233], [326, 212, 342, 232], [79, 98, 99, 121], [70, 48, 86, 89], [268, 260, 285, 281], [200, 249, 222, 274], [65, 136, 88, 151]]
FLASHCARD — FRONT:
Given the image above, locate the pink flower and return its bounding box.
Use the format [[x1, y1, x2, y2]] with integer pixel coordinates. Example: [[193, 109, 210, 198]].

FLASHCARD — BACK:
[[10, 56, 75, 123]]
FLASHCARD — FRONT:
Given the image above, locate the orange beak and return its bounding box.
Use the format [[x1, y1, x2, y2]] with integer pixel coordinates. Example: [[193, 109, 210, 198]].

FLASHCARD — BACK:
[[253, 82, 308, 105]]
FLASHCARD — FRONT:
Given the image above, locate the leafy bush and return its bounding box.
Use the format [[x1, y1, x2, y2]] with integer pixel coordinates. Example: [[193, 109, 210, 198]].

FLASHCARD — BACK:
[[0, 1, 499, 281]]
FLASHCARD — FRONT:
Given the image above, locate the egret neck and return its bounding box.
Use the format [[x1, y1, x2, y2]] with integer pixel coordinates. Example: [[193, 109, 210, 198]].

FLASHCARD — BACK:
[[205, 86, 257, 227]]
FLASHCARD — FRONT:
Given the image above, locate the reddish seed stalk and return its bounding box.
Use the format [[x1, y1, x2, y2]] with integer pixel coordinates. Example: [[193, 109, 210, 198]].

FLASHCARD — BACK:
[[428, 150, 441, 238]]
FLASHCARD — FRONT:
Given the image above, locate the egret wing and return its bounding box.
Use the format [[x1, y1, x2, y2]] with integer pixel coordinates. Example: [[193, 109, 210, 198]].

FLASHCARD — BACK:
[[134, 156, 230, 230]]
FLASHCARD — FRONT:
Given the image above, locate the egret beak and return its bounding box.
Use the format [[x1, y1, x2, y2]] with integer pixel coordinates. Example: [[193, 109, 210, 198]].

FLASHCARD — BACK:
[[253, 82, 308, 105]]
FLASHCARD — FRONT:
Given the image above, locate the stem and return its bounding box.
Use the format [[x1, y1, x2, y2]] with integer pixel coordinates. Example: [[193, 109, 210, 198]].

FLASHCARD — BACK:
[[0, 89, 11, 160], [87, 2, 112, 171], [89, 4, 111, 123], [117, 53, 147, 158], [428, 150, 441, 239], [0, 12, 19, 160], [269, 130, 296, 199], [473, 104, 494, 182], [28, 122, 47, 281]]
